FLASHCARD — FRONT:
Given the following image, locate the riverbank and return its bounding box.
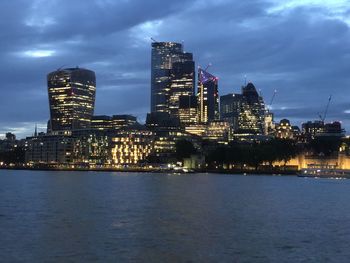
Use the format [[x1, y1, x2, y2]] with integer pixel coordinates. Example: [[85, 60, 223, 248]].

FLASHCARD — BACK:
[[0, 165, 299, 175]]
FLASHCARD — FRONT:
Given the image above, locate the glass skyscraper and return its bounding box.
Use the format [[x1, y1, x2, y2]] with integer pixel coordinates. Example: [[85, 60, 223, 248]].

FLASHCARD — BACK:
[[169, 59, 195, 117], [197, 68, 219, 123], [237, 82, 266, 134], [150, 42, 194, 114], [47, 67, 96, 132]]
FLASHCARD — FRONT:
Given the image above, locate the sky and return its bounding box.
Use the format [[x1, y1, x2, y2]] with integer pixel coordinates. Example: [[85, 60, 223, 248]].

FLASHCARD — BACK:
[[0, 0, 349, 139]]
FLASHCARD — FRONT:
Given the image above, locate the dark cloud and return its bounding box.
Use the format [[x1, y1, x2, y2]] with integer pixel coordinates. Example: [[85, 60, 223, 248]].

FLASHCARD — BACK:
[[0, 0, 349, 138]]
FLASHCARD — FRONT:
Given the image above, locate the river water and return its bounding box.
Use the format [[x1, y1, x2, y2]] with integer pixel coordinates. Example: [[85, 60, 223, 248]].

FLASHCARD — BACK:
[[1, 170, 350, 262]]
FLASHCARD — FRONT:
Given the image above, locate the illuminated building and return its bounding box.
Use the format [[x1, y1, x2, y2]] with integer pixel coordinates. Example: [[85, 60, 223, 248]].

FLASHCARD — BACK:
[[275, 119, 293, 139], [316, 121, 345, 137], [47, 67, 96, 132], [150, 129, 197, 163], [151, 42, 193, 113], [178, 95, 198, 124], [169, 59, 195, 117], [197, 68, 219, 123], [91, 115, 137, 130], [220, 93, 243, 131], [237, 82, 265, 134], [302, 121, 325, 139], [184, 124, 207, 137], [185, 121, 230, 143], [203, 121, 231, 143], [112, 115, 137, 129], [25, 134, 73, 164], [72, 129, 111, 165], [110, 124, 154, 165], [264, 112, 275, 135], [91, 115, 112, 130]]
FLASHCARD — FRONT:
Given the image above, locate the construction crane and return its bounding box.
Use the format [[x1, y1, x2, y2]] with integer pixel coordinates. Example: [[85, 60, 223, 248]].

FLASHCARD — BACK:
[[269, 89, 277, 106], [318, 95, 332, 123], [266, 89, 277, 111], [150, 37, 157, 42], [204, 63, 212, 71]]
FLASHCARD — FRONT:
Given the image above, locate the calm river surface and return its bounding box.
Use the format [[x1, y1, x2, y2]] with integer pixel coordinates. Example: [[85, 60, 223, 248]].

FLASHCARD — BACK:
[[1, 170, 350, 262]]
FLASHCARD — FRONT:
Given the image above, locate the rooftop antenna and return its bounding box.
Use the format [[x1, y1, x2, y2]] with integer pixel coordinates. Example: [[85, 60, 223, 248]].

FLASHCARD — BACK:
[[182, 40, 185, 51], [34, 123, 37, 137], [244, 75, 247, 86]]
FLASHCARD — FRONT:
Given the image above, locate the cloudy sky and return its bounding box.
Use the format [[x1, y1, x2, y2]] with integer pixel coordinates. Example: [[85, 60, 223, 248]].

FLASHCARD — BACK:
[[0, 0, 349, 138]]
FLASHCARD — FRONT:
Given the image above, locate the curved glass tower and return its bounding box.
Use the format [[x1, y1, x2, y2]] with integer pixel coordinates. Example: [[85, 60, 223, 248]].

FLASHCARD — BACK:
[[47, 67, 96, 132]]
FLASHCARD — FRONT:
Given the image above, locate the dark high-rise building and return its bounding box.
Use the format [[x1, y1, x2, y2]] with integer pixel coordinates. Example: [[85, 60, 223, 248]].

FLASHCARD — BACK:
[[197, 68, 219, 123], [169, 59, 195, 117], [220, 93, 243, 130], [237, 82, 265, 134], [47, 67, 96, 132], [150, 42, 193, 113]]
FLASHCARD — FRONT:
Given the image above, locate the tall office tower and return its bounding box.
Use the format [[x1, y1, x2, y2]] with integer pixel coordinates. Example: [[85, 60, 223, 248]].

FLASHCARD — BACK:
[[197, 68, 219, 123], [237, 82, 265, 134], [178, 95, 198, 124], [47, 67, 96, 132], [150, 41, 193, 113], [220, 93, 243, 131], [168, 58, 195, 117]]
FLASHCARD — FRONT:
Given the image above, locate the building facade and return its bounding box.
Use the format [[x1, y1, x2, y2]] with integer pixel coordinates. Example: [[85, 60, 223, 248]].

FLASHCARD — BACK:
[[25, 134, 73, 164], [47, 67, 96, 132], [220, 93, 243, 131], [110, 124, 154, 165], [178, 95, 198, 125], [151, 42, 193, 113], [197, 68, 219, 123], [237, 82, 265, 134], [168, 59, 195, 117]]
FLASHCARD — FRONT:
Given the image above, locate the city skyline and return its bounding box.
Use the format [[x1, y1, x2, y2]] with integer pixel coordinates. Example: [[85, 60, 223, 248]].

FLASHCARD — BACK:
[[0, 0, 350, 138]]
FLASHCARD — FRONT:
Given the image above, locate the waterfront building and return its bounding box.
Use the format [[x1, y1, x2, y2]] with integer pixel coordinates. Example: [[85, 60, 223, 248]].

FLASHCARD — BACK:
[[110, 124, 154, 165], [275, 119, 294, 139], [197, 68, 219, 123], [72, 129, 111, 165], [178, 95, 198, 125], [47, 67, 96, 132], [25, 134, 73, 164], [151, 42, 193, 113], [150, 128, 197, 163]]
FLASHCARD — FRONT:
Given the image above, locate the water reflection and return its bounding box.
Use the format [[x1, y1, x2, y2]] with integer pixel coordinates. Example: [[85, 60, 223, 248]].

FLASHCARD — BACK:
[[1, 171, 350, 262]]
